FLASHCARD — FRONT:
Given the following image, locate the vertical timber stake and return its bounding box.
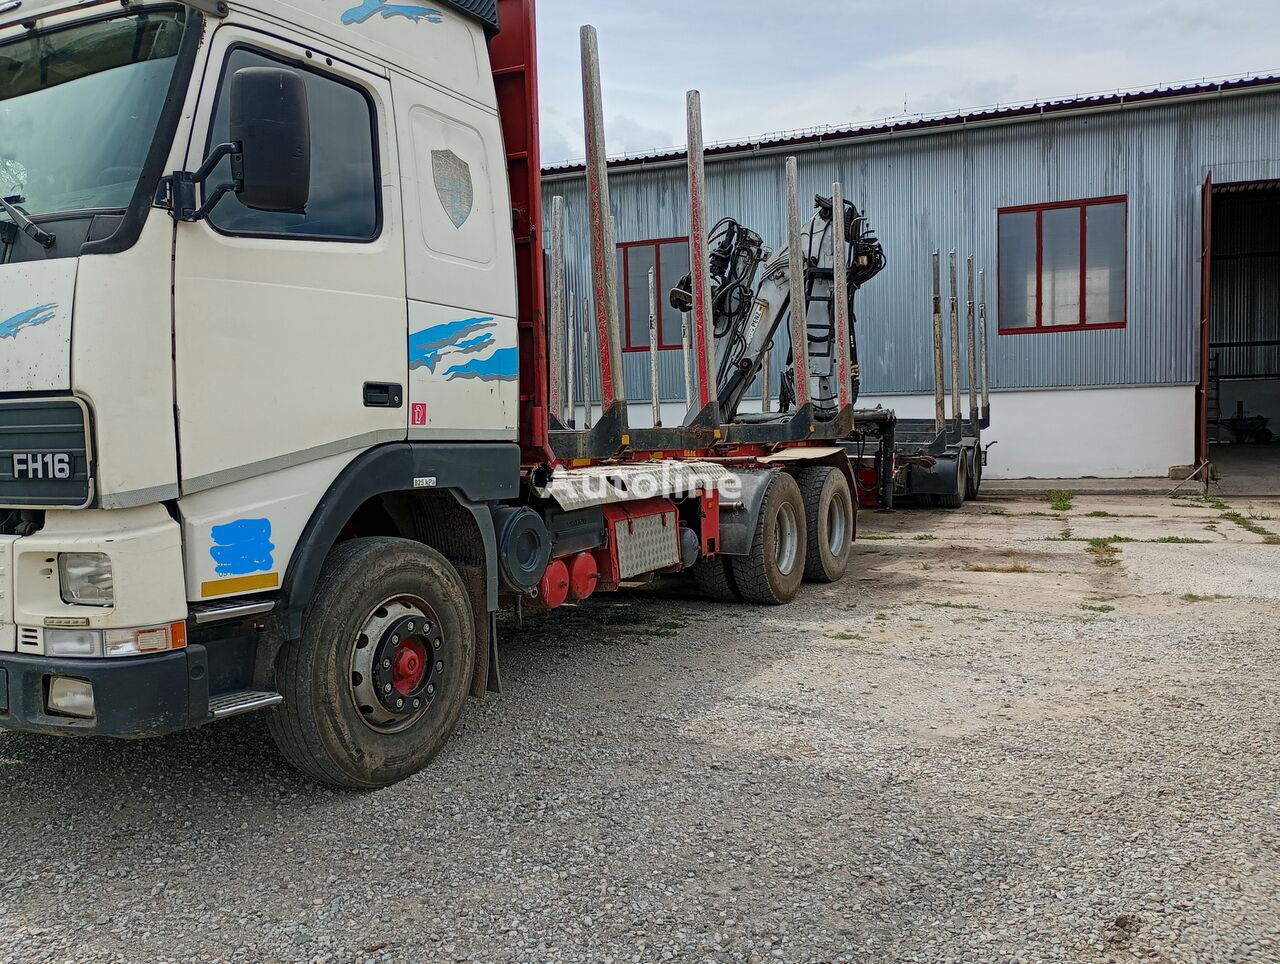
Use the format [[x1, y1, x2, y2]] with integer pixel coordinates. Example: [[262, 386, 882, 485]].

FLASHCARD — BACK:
[[548, 196, 566, 424], [566, 291, 577, 427], [786, 157, 811, 411], [831, 181, 852, 410], [648, 266, 661, 427], [580, 25, 625, 411], [966, 255, 979, 425], [948, 250, 962, 432], [979, 268, 991, 423], [687, 90, 720, 423], [932, 250, 945, 434]]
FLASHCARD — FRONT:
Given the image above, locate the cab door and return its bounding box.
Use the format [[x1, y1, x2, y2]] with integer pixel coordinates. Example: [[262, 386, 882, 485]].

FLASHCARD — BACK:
[[173, 24, 407, 495]]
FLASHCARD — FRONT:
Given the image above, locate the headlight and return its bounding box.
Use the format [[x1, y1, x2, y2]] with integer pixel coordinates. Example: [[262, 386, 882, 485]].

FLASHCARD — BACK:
[[57, 552, 114, 607], [43, 622, 187, 659]]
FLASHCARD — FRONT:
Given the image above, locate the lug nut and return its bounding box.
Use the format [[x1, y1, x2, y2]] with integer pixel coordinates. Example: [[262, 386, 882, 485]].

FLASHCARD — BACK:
[[392, 634, 400, 646], [382, 658, 391, 669], [435, 660, 443, 672], [433, 639, 441, 650], [384, 683, 393, 694], [412, 699, 421, 709], [396, 699, 404, 709], [427, 684, 435, 695], [406, 621, 415, 632]]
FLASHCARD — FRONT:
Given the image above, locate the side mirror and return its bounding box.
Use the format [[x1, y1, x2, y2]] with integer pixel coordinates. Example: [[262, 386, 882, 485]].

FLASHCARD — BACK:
[[229, 66, 310, 213]]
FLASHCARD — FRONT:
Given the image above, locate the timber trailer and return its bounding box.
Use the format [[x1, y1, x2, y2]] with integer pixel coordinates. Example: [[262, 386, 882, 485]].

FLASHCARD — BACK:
[[848, 251, 993, 510], [0, 0, 872, 786]]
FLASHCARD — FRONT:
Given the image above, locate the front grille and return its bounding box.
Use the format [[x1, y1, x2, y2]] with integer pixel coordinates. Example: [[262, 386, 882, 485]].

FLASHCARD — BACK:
[[0, 398, 93, 509]]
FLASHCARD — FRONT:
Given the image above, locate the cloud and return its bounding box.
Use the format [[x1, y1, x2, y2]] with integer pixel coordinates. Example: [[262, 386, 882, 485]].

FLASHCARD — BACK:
[[535, 0, 1280, 161]]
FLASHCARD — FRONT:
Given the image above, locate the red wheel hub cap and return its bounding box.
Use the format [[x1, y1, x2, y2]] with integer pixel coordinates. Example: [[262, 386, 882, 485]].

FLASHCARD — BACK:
[[392, 638, 429, 695]]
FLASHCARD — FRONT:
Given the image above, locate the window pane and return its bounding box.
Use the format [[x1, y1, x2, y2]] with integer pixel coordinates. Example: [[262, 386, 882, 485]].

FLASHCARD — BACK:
[[658, 241, 690, 347], [1041, 207, 1081, 326], [998, 211, 1036, 329], [1085, 202, 1126, 325], [625, 245, 657, 349], [207, 49, 378, 240]]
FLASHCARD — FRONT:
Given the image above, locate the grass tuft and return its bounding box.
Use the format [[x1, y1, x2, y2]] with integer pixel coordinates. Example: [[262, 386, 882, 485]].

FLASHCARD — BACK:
[[966, 563, 1030, 573], [1080, 603, 1116, 613], [1180, 593, 1228, 603], [1045, 489, 1074, 512], [1087, 537, 1123, 567], [1220, 511, 1280, 544]]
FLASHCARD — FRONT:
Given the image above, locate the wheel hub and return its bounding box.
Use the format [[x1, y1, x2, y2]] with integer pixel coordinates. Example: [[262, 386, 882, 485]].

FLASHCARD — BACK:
[[350, 597, 444, 733]]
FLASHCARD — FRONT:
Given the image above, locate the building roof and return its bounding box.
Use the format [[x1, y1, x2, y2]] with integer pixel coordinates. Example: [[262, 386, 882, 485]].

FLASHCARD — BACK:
[[542, 73, 1280, 177]]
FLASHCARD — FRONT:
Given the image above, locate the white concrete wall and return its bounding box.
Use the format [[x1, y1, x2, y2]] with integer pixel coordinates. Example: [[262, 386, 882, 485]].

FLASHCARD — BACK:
[[595, 385, 1195, 479], [858, 385, 1197, 479]]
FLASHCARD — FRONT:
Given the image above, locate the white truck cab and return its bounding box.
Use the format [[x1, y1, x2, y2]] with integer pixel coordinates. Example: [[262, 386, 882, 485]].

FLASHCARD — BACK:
[[0, 0, 524, 763]]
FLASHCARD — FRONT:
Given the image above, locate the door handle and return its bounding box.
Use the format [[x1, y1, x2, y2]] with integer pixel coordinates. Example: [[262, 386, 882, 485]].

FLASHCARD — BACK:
[[363, 382, 404, 408]]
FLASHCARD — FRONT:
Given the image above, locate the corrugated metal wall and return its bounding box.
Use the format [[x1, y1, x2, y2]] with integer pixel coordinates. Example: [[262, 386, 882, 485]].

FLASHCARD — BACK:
[[543, 88, 1280, 402]]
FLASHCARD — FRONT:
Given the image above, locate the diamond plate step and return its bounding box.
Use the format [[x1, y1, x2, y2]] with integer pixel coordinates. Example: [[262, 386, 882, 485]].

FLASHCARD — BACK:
[[209, 690, 283, 720]]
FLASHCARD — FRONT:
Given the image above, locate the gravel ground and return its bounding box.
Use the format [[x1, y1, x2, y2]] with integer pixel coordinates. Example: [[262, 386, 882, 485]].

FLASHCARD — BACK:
[[0, 492, 1276, 963]]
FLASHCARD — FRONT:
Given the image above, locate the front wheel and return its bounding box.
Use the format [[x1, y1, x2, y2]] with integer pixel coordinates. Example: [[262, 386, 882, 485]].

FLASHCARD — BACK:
[[267, 538, 475, 789]]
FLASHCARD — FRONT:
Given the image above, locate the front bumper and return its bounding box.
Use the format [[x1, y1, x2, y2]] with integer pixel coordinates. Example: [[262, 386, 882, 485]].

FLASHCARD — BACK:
[[0, 644, 209, 738]]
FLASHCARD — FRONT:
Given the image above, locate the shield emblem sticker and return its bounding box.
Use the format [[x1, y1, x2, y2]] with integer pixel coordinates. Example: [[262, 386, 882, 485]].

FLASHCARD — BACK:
[[431, 150, 474, 229]]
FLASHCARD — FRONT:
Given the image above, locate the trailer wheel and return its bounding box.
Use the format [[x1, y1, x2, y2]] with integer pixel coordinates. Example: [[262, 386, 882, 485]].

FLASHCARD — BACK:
[[797, 466, 854, 583], [692, 555, 741, 602], [964, 448, 983, 500], [730, 471, 807, 605], [937, 457, 967, 510], [267, 537, 475, 789]]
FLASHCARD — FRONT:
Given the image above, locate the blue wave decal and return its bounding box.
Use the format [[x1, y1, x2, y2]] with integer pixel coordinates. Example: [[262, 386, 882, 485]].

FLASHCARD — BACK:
[[409, 316, 495, 371], [341, 0, 442, 24], [445, 347, 518, 382], [0, 303, 57, 340], [210, 519, 275, 576], [455, 334, 494, 352]]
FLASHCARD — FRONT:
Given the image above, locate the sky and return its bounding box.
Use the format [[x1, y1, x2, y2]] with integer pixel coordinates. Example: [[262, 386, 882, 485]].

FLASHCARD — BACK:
[[534, 0, 1280, 165]]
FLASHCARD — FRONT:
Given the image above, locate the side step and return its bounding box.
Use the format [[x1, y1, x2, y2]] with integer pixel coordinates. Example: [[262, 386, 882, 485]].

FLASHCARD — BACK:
[[209, 690, 284, 720]]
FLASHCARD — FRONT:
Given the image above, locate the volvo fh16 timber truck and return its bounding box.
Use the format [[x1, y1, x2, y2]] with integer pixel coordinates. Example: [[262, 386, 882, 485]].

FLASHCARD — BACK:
[[0, 0, 868, 786]]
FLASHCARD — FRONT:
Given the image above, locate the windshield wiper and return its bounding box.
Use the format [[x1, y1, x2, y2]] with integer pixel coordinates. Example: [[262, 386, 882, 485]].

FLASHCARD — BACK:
[[0, 195, 55, 249]]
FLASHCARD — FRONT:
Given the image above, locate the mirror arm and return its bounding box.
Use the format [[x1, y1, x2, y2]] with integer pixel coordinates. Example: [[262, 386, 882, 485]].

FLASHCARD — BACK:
[[164, 141, 243, 222]]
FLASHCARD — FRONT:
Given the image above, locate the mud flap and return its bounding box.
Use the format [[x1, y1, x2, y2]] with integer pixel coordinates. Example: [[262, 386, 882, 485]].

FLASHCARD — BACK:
[[460, 566, 500, 698]]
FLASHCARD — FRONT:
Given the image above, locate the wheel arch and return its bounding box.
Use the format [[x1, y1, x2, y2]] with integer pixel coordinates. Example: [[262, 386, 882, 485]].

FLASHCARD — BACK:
[[280, 442, 519, 635]]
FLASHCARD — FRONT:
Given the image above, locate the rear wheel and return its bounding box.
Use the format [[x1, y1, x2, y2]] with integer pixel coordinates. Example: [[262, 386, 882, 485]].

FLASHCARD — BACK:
[[965, 447, 983, 500], [692, 555, 740, 602], [797, 466, 855, 583], [937, 456, 967, 510], [267, 538, 475, 789], [730, 472, 807, 605]]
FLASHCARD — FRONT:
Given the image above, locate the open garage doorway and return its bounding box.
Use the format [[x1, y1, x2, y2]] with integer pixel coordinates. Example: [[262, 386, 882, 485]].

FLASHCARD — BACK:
[[1202, 179, 1280, 495]]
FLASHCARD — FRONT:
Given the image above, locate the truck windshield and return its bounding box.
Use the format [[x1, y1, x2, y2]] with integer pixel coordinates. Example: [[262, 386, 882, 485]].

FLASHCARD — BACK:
[[0, 9, 186, 218]]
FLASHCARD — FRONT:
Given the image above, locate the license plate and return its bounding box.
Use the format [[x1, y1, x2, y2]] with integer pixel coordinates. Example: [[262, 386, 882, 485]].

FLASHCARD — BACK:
[[11, 452, 73, 480]]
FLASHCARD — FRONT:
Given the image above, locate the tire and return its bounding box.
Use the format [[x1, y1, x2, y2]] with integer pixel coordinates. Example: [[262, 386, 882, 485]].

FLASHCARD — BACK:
[[730, 471, 807, 605], [267, 537, 475, 789], [797, 466, 855, 583], [937, 456, 966, 509], [692, 555, 740, 602], [964, 448, 982, 500]]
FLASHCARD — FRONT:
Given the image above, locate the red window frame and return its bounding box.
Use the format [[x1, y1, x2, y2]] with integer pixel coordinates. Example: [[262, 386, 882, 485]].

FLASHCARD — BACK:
[[997, 195, 1128, 335], [618, 237, 688, 352]]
